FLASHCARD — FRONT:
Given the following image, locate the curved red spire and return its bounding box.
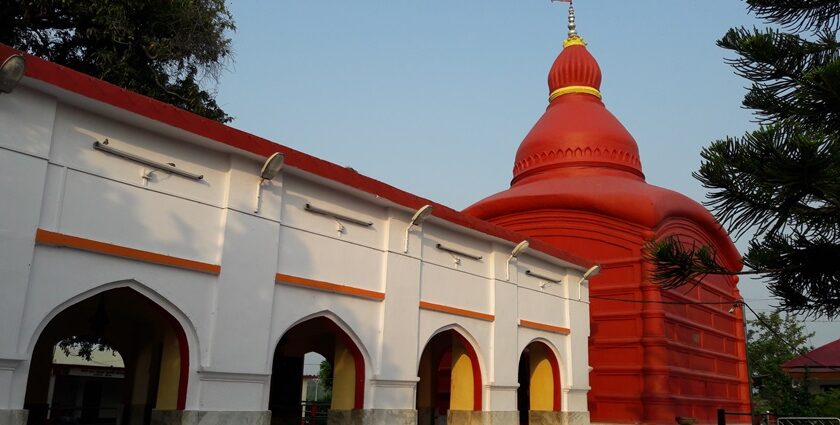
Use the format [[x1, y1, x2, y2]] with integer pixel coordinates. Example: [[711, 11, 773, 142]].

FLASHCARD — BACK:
[[511, 35, 643, 185], [548, 39, 602, 94]]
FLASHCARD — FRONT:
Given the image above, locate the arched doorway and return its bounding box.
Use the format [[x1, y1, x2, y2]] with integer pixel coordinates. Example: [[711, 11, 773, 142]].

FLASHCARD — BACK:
[[269, 316, 364, 425], [416, 330, 481, 425], [518, 341, 560, 424], [24, 287, 189, 425]]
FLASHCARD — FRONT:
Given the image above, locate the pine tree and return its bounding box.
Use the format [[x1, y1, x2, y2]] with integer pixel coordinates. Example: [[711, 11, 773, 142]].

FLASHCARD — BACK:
[[646, 1, 840, 318], [0, 0, 235, 122]]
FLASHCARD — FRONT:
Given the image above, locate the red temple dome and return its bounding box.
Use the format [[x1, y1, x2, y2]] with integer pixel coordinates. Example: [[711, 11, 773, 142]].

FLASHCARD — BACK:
[[511, 32, 643, 185], [466, 9, 737, 263], [464, 8, 749, 423]]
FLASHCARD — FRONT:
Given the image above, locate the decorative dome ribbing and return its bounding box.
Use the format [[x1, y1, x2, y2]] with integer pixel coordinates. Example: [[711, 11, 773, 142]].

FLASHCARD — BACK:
[[511, 3, 643, 184], [548, 5, 602, 101]]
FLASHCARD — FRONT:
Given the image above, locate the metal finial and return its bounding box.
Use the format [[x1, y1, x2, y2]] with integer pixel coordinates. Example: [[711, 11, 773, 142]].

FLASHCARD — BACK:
[[567, 3, 577, 38]]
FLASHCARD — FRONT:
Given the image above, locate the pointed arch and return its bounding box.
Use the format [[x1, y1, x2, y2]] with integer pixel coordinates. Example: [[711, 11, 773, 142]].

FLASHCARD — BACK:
[[276, 309, 372, 375], [270, 312, 367, 411], [519, 339, 562, 413], [417, 324, 484, 412], [24, 282, 194, 421], [25, 279, 200, 365], [418, 323, 485, 381]]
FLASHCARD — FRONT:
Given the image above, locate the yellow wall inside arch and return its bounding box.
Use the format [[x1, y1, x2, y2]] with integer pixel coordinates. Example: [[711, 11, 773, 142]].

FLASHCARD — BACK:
[[529, 345, 555, 411], [450, 338, 474, 411], [156, 328, 181, 409], [331, 338, 356, 410]]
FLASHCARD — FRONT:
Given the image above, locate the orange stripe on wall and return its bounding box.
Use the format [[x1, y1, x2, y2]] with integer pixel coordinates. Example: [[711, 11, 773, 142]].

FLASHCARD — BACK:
[[519, 319, 571, 335], [418, 301, 495, 322], [275, 273, 385, 301], [35, 228, 221, 275]]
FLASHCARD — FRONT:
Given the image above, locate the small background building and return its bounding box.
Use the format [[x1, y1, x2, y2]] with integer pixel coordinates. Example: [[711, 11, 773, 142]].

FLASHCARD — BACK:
[[783, 339, 840, 394]]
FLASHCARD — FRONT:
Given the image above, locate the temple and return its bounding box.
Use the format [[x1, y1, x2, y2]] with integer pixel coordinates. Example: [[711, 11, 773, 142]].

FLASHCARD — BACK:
[[0, 5, 751, 425], [464, 4, 752, 423]]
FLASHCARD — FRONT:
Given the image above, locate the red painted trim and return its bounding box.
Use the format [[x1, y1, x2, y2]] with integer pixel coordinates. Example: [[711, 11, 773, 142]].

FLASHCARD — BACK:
[[453, 333, 482, 411], [35, 228, 221, 275], [0, 43, 590, 271], [175, 320, 190, 409], [352, 342, 364, 409]]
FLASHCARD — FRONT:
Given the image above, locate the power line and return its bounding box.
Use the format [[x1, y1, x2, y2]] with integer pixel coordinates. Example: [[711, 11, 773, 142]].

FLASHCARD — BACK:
[[739, 302, 840, 373]]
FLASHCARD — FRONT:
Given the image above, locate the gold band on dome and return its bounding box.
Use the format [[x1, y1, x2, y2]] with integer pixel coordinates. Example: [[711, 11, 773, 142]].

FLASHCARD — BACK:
[[563, 36, 586, 48], [549, 86, 602, 102]]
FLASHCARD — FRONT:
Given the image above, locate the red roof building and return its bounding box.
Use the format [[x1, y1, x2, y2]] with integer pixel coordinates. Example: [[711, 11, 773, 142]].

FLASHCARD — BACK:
[[464, 6, 751, 424], [783, 338, 840, 393]]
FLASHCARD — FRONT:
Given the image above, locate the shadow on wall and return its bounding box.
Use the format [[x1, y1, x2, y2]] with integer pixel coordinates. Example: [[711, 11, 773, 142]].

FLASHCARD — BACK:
[[60, 122, 231, 269]]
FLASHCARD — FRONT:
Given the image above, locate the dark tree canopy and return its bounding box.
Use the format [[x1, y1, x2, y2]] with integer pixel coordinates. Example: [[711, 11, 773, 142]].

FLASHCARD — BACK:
[[647, 0, 840, 318], [0, 0, 235, 122]]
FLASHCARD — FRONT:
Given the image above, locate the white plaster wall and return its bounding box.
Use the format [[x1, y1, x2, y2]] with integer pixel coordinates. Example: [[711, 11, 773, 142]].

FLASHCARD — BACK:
[[0, 151, 48, 410], [58, 169, 224, 264], [421, 225, 493, 278], [282, 174, 387, 249], [0, 78, 590, 416], [490, 278, 520, 411], [49, 103, 229, 207], [277, 226, 385, 293], [371, 250, 422, 409], [419, 263, 492, 313], [0, 85, 55, 157]]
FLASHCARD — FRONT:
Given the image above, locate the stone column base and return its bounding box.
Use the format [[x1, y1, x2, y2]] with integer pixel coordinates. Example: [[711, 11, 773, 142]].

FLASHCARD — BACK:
[[0, 410, 28, 425], [529, 411, 565, 425], [319, 409, 589, 425], [447, 410, 519, 425], [561, 411, 590, 425], [328, 409, 417, 425], [532, 411, 592, 425], [150, 410, 270, 425]]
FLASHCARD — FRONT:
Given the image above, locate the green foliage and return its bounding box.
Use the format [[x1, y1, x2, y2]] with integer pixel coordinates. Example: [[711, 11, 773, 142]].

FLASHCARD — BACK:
[[812, 388, 840, 417], [318, 359, 332, 390], [645, 237, 730, 290], [317, 360, 333, 401], [0, 0, 235, 122], [56, 336, 116, 362], [746, 0, 840, 32], [646, 0, 840, 318], [747, 312, 814, 415]]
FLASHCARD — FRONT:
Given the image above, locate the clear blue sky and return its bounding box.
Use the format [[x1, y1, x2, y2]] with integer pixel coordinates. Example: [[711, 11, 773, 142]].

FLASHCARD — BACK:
[[215, 1, 838, 347]]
